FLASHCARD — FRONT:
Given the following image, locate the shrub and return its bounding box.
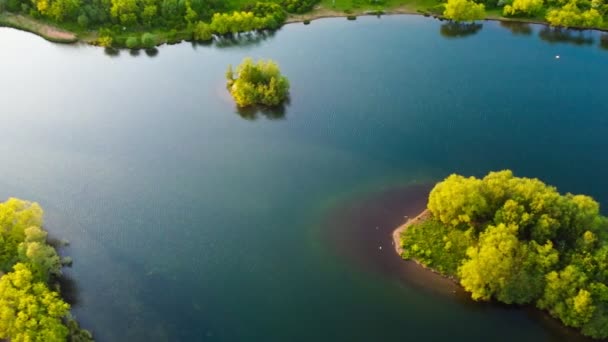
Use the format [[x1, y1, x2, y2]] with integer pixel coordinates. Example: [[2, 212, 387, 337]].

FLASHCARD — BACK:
[[141, 32, 157, 48], [125, 36, 139, 49]]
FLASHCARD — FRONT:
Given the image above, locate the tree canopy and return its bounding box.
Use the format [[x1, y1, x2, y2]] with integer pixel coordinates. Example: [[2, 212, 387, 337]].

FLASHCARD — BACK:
[[0, 198, 93, 341], [443, 0, 486, 22], [0, 263, 69, 342], [402, 170, 608, 339], [226, 58, 290, 107]]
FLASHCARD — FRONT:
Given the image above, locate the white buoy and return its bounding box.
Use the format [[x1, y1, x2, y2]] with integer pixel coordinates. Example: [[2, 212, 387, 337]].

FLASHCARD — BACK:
[[555, 55, 560, 59]]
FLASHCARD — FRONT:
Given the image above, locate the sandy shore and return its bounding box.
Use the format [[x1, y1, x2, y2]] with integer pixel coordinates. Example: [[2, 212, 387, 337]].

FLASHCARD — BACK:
[[391, 208, 430, 256]]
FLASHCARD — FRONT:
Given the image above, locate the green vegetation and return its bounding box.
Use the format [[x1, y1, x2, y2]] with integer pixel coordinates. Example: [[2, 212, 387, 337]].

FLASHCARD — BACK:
[[226, 58, 290, 107], [0, 198, 94, 342], [0, 0, 607, 49], [0, 0, 607, 47], [443, 0, 485, 22], [401, 170, 608, 339]]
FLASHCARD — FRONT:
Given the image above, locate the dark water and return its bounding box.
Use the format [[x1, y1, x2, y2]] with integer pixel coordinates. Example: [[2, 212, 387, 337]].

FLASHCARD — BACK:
[[1, 15, 608, 341]]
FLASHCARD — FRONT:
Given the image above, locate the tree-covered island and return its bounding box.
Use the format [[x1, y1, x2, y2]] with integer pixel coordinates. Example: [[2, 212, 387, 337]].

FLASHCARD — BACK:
[[399, 170, 608, 339], [226, 58, 290, 107], [0, 198, 93, 342], [0, 0, 607, 48]]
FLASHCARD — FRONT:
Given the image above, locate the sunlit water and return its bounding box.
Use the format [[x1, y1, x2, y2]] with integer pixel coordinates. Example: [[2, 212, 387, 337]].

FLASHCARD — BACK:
[[1, 15, 608, 341]]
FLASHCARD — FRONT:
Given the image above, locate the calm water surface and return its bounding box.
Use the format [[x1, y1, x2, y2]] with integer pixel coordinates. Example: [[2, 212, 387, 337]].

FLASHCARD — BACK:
[[1, 15, 608, 341]]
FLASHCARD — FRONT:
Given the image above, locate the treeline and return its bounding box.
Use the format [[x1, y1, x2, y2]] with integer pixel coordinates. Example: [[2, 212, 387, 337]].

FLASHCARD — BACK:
[[441, 0, 607, 28], [402, 170, 608, 339], [0, 0, 315, 47], [0, 198, 94, 342]]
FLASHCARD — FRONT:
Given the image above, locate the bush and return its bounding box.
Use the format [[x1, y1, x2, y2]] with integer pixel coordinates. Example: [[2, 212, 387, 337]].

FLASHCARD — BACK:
[[193, 21, 213, 41], [125, 36, 139, 49], [281, 0, 320, 14], [77, 14, 90, 28], [141, 32, 157, 48]]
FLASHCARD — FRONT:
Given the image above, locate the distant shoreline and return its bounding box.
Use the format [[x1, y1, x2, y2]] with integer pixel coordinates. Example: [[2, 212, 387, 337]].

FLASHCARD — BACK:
[[1, 9, 607, 48]]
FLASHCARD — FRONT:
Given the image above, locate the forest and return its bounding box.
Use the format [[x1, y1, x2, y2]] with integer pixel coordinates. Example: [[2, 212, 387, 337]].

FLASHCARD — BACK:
[[0, 198, 93, 342], [1, 0, 607, 47], [401, 170, 608, 339]]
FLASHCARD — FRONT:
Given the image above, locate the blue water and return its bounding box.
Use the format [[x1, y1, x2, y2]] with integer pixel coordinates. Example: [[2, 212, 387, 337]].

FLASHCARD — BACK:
[[1, 15, 607, 341]]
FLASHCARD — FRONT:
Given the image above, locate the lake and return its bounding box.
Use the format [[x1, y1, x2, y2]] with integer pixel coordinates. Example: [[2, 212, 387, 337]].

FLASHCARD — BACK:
[[1, 14, 608, 341]]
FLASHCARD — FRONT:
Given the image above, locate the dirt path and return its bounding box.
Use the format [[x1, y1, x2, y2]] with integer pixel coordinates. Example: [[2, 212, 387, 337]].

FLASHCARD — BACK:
[[0, 13, 77, 43]]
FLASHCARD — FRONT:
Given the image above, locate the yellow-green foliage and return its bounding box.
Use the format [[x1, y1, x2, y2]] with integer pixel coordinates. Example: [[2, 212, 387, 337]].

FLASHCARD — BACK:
[[504, 0, 544, 16], [546, 1, 603, 27], [402, 219, 474, 275], [407, 170, 608, 339], [443, 0, 485, 22], [226, 58, 290, 107], [0, 198, 92, 341], [459, 223, 558, 304], [0, 263, 69, 342], [32, 0, 80, 21]]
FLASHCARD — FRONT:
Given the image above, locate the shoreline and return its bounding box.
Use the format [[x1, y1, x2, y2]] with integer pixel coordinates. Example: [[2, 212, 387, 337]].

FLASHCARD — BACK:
[[391, 208, 460, 283], [1, 8, 608, 48], [391, 208, 430, 256]]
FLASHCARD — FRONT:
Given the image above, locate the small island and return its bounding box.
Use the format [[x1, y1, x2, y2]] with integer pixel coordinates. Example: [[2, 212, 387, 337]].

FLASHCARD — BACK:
[[395, 170, 608, 339], [0, 198, 93, 342], [226, 58, 290, 107]]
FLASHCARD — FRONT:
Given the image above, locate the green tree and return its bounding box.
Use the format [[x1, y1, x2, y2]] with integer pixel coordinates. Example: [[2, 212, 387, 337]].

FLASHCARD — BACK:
[[443, 0, 486, 22], [0, 263, 69, 342], [227, 58, 290, 107], [546, 1, 603, 27], [126, 36, 139, 48], [503, 0, 544, 16], [141, 32, 157, 48], [428, 174, 489, 229], [193, 21, 213, 41]]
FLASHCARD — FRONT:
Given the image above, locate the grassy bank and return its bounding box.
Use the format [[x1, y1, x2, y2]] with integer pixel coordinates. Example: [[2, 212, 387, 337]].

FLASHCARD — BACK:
[[0, 13, 78, 43]]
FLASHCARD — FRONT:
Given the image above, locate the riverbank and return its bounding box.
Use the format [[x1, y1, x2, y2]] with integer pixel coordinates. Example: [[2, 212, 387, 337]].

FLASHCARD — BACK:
[[1, 5, 607, 48], [392, 208, 430, 256], [0, 13, 78, 43], [391, 208, 463, 283]]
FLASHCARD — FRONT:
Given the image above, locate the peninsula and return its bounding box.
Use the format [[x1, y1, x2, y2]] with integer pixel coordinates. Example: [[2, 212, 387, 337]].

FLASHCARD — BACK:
[[394, 170, 608, 339]]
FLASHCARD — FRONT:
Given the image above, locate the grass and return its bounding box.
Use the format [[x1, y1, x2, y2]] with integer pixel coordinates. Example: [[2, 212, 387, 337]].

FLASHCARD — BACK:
[[0, 13, 78, 43], [401, 218, 474, 276], [319, 0, 440, 13]]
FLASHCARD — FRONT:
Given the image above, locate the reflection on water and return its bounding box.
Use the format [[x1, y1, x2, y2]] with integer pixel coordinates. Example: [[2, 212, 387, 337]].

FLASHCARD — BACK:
[[213, 30, 276, 49], [145, 47, 159, 57], [600, 34, 608, 49], [104, 47, 120, 57], [440, 22, 483, 39], [101, 30, 274, 58], [235, 101, 288, 121], [538, 27, 594, 45], [500, 21, 533, 35], [56, 274, 81, 306]]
